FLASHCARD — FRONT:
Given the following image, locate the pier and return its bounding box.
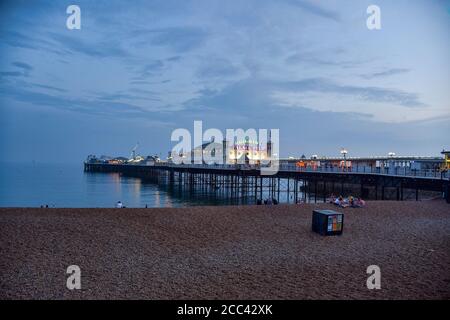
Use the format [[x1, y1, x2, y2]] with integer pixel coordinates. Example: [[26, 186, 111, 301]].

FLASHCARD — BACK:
[[84, 162, 450, 204]]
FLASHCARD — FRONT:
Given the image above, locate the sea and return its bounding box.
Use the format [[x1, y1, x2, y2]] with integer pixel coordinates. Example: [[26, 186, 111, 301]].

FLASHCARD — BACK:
[[0, 161, 272, 208]]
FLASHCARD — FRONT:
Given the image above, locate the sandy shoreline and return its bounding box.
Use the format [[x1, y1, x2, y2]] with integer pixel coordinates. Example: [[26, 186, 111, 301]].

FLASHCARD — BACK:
[[1, 201, 449, 300]]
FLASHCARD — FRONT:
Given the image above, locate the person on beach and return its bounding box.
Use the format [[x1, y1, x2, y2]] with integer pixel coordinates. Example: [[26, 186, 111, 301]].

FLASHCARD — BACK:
[[359, 198, 366, 207], [329, 193, 336, 204], [116, 201, 123, 208], [334, 196, 350, 208], [340, 200, 349, 208], [351, 198, 366, 208], [334, 197, 341, 206]]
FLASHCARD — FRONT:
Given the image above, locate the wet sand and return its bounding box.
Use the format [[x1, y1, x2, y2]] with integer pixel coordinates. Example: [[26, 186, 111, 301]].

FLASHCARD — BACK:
[[1, 201, 449, 299]]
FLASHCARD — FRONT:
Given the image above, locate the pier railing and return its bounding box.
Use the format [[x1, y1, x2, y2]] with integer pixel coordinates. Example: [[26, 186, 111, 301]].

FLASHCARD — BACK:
[[278, 164, 449, 179], [149, 162, 449, 179]]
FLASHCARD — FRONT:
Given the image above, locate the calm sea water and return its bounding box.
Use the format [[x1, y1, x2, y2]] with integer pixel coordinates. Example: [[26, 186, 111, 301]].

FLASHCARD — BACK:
[[0, 162, 236, 208]]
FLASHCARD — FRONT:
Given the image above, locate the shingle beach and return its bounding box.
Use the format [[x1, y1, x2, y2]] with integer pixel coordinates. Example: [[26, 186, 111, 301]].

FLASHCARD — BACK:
[[1, 201, 449, 299]]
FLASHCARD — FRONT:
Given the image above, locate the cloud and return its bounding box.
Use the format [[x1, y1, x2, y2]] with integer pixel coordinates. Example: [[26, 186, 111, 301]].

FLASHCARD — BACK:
[[132, 27, 208, 52], [96, 91, 161, 102], [129, 80, 152, 85], [48, 33, 129, 58], [0, 82, 167, 120], [362, 68, 411, 79], [0, 61, 34, 78], [196, 58, 242, 79], [166, 56, 182, 62], [31, 83, 67, 93], [0, 71, 23, 78], [182, 76, 427, 126], [1, 30, 64, 55], [129, 88, 159, 95], [285, 51, 371, 69], [1, 30, 42, 50], [12, 61, 33, 72], [284, 0, 340, 22], [133, 60, 165, 80], [277, 78, 426, 108]]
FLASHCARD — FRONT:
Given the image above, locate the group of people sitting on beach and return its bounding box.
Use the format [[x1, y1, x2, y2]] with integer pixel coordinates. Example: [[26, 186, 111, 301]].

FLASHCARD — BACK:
[[256, 198, 279, 205], [329, 194, 366, 208]]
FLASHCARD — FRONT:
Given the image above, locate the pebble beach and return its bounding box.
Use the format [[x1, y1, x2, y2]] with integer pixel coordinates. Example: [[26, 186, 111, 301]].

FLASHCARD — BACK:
[[1, 200, 449, 299]]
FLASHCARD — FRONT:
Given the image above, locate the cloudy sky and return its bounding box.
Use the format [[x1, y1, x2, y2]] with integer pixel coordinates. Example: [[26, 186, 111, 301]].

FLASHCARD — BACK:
[[0, 0, 449, 163]]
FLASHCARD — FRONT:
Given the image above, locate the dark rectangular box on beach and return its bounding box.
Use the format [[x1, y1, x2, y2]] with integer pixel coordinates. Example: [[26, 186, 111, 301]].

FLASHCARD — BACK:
[[312, 210, 344, 236]]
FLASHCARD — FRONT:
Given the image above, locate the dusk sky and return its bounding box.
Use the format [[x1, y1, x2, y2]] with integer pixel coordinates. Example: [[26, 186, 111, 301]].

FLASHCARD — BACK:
[[1, 0, 449, 163]]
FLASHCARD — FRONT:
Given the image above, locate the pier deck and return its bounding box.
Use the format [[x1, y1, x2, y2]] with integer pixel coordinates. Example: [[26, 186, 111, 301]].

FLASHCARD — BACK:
[[84, 162, 450, 203]]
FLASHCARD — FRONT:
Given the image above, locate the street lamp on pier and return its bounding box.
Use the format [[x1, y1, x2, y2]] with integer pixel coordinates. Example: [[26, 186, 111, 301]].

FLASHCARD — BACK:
[[340, 148, 348, 172]]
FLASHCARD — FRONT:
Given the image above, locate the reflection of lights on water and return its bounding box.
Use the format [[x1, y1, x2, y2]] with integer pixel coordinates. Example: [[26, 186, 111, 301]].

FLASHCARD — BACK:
[[112, 173, 122, 194], [155, 190, 160, 207], [165, 196, 173, 208], [133, 178, 141, 198]]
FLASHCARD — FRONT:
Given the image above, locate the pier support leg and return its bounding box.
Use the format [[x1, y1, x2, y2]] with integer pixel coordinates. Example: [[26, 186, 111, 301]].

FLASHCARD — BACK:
[[260, 176, 263, 200], [254, 176, 258, 201], [314, 180, 317, 203], [294, 179, 298, 203], [287, 178, 290, 203], [277, 177, 280, 202]]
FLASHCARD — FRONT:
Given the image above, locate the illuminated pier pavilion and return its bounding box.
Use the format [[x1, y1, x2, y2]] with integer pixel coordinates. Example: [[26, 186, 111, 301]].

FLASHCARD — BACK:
[[176, 137, 272, 165]]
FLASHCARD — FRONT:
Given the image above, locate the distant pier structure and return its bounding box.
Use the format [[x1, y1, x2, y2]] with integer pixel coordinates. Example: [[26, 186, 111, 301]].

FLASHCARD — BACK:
[[84, 153, 449, 204]]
